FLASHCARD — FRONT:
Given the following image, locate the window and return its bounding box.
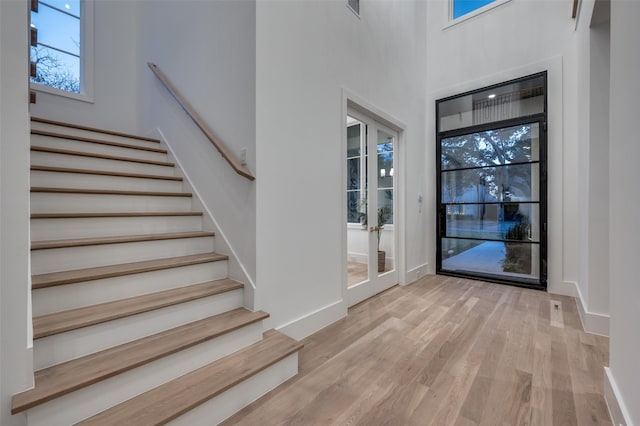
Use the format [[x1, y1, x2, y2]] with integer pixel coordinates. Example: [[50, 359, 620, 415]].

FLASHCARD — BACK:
[[346, 116, 395, 225], [452, 0, 496, 19], [436, 72, 548, 290], [347, 119, 366, 223], [347, 0, 360, 16], [30, 0, 93, 99]]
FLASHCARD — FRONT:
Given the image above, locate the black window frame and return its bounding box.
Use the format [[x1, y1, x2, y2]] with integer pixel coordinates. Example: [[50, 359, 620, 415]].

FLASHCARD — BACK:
[[435, 71, 548, 290]]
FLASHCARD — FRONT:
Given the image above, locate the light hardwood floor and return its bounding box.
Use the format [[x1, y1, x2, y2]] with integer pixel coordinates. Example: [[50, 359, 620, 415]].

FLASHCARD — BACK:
[[348, 261, 392, 287], [223, 275, 611, 426]]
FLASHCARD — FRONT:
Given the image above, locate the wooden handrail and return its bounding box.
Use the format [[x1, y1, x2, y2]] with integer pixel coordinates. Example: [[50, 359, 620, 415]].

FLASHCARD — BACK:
[[147, 63, 255, 181]]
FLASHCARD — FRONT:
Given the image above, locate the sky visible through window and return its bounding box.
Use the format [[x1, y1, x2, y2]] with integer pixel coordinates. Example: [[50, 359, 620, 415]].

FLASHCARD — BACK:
[[453, 0, 496, 19], [30, 0, 81, 92]]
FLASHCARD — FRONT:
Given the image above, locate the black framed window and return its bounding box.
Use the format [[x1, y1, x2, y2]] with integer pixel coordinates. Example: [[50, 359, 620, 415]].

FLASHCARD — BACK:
[[436, 72, 547, 290]]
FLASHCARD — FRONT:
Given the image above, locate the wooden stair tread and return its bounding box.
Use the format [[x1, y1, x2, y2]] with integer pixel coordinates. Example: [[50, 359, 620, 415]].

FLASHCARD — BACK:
[[32, 231, 215, 250], [31, 146, 174, 167], [32, 252, 228, 289], [31, 187, 192, 197], [32, 129, 168, 154], [76, 331, 302, 425], [11, 308, 268, 414], [31, 117, 161, 143], [33, 279, 243, 339], [32, 212, 203, 219], [31, 165, 182, 181]]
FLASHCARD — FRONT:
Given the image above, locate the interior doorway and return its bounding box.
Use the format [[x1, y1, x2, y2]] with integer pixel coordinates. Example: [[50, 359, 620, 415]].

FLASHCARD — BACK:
[[346, 109, 399, 306]]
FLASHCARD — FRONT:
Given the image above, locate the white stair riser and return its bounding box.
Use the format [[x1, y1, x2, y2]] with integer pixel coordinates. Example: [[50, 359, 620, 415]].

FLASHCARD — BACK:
[[34, 288, 243, 370], [170, 353, 299, 426], [33, 261, 229, 316], [26, 322, 264, 426], [31, 236, 215, 274], [31, 215, 202, 240], [31, 151, 175, 176], [31, 170, 184, 193], [31, 134, 169, 163], [31, 122, 162, 150], [31, 193, 192, 213]]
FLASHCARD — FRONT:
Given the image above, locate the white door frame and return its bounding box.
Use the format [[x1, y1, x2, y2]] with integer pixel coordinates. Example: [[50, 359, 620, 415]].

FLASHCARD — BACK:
[[341, 89, 407, 307]]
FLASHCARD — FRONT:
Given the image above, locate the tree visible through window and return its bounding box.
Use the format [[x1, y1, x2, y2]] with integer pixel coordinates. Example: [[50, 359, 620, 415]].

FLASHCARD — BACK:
[[452, 0, 496, 19], [31, 0, 81, 93]]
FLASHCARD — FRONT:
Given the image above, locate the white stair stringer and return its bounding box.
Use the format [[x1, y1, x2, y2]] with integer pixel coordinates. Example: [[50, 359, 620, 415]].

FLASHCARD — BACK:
[[31, 214, 203, 240], [31, 133, 170, 163], [34, 287, 243, 370], [26, 322, 264, 426], [31, 169, 185, 193], [31, 235, 215, 274], [32, 260, 228, 316], [169, 353, 299, 426]]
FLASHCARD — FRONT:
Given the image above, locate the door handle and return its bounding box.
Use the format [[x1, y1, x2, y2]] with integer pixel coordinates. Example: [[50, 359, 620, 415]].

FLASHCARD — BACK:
[[369, 226, 379, 233]]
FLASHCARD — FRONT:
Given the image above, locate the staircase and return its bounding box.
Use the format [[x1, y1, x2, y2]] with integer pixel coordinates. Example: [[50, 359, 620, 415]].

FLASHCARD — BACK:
[[12, 117, 301, 425]]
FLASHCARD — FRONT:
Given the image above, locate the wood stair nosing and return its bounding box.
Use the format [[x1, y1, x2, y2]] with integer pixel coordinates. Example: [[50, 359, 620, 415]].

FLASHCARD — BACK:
[[31, 117, 162, 143], [31, 146, 174, 167], [31, 252, 229, 289], [31, 231, 216, 251], [31, 212, 203, 219], [33, 279, 244, 339], [32, 129, 168, 154], [11, 308, 269, 415], [31, 165, 183, 182], [30, 187, 192, 197], [76, 331, 303, 425]]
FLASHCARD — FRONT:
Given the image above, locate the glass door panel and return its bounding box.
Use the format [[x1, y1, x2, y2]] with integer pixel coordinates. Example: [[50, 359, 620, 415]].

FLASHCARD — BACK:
[[346, 111, 399, 306], [346, 116, 369, 287], [376, 128, 395, 276], [437, 118, 546, 288]]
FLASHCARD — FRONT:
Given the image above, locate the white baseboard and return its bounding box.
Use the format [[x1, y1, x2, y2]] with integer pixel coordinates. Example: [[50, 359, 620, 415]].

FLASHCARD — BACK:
[[604, 367, 635, 426], [548, 280, 579, 298], [555, 281, 610, 336], [405, 262, 429, 285], [276, 300, 347, 341], [574, 283, 610, 336]]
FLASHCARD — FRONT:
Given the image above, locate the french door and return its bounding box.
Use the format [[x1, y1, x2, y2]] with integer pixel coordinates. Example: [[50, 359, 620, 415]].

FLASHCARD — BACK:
[[346, 110, 398, 306], [436, 73, 547, 289]]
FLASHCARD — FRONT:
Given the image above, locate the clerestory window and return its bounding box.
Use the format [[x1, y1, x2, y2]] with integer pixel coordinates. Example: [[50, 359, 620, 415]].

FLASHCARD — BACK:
[[30, 0, 93, 100], [449, 0, 511, 24]]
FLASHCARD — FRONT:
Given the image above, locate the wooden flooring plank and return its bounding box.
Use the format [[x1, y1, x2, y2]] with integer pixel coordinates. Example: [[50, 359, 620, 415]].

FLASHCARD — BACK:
[[32, 231, 215, 250], [32, 212, 202, 219], [31, 165, 182, 181], [12, 308, 267, 414], [33, 279, 242, 338], [77, 331, 302, 425], [31, 146, 174, 166], [222, 275, 612, 426], [30, 187, 191, 197], [32, 252, 228, 289], [32, 129, 167, 154], [31, 117, 162, 143]]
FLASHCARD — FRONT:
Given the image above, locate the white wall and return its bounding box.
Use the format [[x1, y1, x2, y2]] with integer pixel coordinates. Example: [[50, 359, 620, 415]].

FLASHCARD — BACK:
[[608, 0, 640, 423], [137, 1, 257, 293], [426, 0, 580, 296], [256, 0, 428, 336], [0, 1, 33, 425], [30, 0, 140, 133], [575, 0, 611, 335]]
